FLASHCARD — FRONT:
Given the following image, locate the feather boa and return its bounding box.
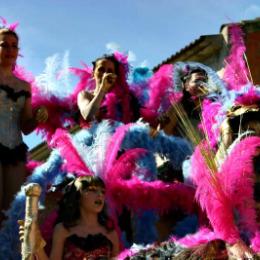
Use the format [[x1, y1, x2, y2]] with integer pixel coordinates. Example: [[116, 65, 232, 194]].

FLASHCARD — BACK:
[[172, 227, 217, 248], [13, 64, 77, 142], [26, 160, 43, 176], [70, 52, 134, 123], [106, 148, 195, 213], [108, 176, 195, 214], [118, 227, 218, 259], [31, 53, 78, 141], [14, 51, 137, 142], [130, 67, 152, 106], [121, 123, 193, 170]]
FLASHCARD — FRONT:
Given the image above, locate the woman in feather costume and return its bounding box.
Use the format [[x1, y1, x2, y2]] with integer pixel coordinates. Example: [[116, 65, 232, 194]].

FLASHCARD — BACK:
[[76, 53, 141, 126], [0, 20, 48, 215]]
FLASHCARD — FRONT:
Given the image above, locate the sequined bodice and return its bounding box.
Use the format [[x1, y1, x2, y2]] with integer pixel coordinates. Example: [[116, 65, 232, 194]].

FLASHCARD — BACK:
[[0, 84, 30, 148], [63, 233, 113, 260]]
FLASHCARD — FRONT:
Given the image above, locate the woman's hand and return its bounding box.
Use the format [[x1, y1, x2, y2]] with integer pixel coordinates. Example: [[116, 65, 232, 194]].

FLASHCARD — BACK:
[[227, 240, 254, 260], [100, 73, 117, 93], [18, 219, 46, 254], [35, 106, 48, 123], [18, 219, 25, 243]]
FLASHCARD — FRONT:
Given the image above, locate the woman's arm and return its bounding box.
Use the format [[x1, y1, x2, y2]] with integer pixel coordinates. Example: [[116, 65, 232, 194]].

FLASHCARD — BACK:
[[77, 72, 116, 122], [48, 223, 68, 260], [77, 89, 105, 121], [109, 230, 120, 257], [20, 82, 48, 135], [32, 223, 67, 260]]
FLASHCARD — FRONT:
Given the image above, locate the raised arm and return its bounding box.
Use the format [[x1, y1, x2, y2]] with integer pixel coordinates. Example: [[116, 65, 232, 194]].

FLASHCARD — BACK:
[[77, 89, 105, 121], [77, 72, 116, 122]]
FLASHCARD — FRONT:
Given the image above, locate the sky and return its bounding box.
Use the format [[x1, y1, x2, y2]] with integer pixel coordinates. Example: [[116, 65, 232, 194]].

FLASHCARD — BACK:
[[1, 0, 260, 149]]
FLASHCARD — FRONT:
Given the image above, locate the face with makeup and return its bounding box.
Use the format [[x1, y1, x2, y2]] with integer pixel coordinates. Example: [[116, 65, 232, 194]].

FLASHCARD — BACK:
[[93, 58, 117, 87], [0, 30, 19, 67], [80, 185, 106, 214], [183, 71, 208, 97]]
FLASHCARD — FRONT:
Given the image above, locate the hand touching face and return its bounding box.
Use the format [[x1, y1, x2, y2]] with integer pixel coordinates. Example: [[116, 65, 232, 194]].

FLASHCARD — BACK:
[[93, 59, 117, 92], [184, 72, 208, 97]]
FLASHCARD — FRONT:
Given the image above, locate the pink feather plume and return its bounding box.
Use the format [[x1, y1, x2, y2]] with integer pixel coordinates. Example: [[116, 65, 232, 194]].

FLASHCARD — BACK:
[[191, 142, 240, 244], [200, 99, 223, 148], [223, 24, 250, 90], [103, 123, 133, 178], [51, 129, 93, 176], [192, 137, 260, 250], [146, 64, 173, 113]]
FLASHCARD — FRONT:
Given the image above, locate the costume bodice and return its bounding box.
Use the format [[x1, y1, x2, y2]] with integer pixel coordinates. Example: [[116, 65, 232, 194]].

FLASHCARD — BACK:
[[0, 84, 30, 148], [63, 233, 113, 260]]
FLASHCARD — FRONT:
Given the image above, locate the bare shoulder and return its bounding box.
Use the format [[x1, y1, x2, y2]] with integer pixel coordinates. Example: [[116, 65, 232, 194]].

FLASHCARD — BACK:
[[106, 229, 119, 256], [78, 90, 94, 100], [106, 229, 119, 244], [53, 223, 70, 239], [14, 77, 31, 92]]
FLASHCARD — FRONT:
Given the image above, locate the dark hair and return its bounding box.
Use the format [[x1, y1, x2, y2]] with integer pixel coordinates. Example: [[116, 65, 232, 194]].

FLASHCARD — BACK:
[[0, 28, 19, 41], [181, 67, 208, 84], [92, 54, 120, 75], [56, 176, 113, 231]]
